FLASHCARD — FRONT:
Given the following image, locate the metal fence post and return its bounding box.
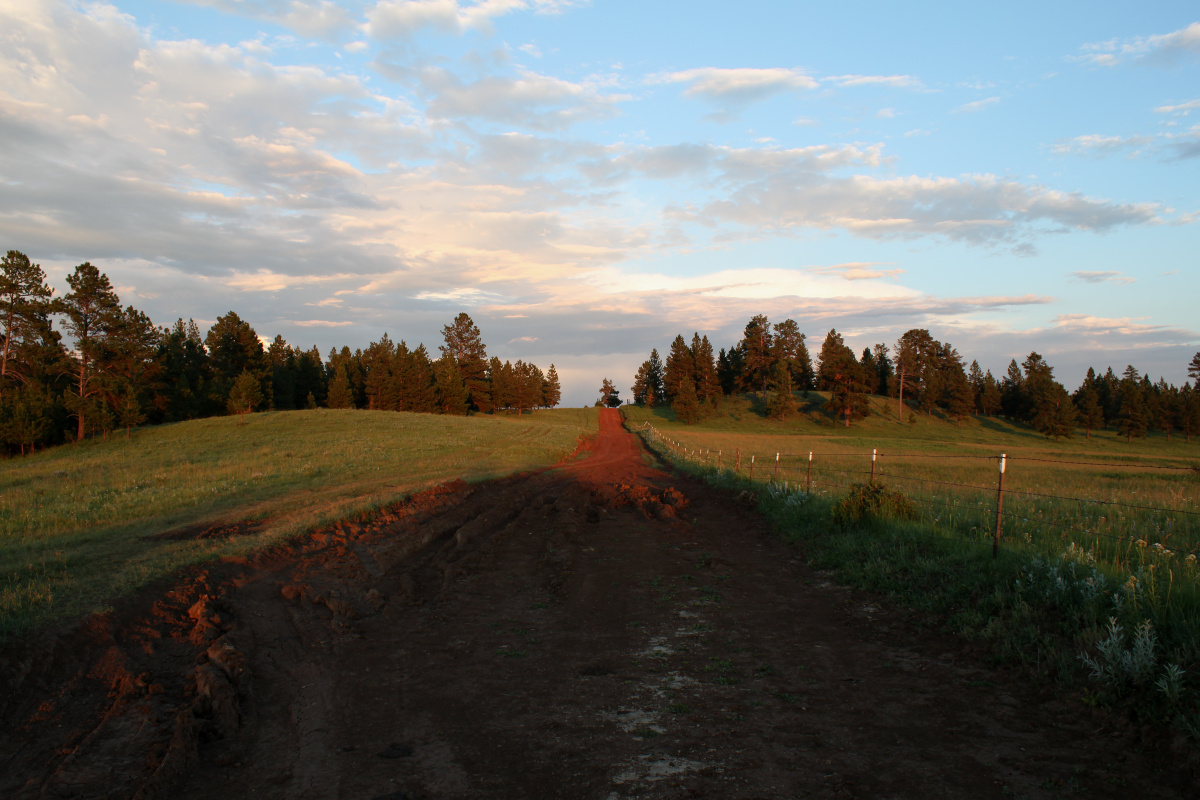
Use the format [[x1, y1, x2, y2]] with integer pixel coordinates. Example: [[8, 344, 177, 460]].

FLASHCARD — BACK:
[[993, 454, 1006, 559]]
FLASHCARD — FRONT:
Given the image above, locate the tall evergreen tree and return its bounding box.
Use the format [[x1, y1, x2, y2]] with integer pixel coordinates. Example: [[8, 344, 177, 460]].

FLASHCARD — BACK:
[[671, 374, 701, 424], [1117, 368, 1149, 442], [1073, 383, 1104, 439], [206, 311, 268, 415], [542, 364, 562, 408], [1032, 381, 1077, 441], [1188, 352, 1200, 388], [663, 335, 694, 401], [872, 343, 892, 400], [440, 313, 490, 412], [739, 315, 773, 393], [326, 363, 355, 409], [979, 371, 1002, 416], [765, 362, 799, 421], [771, 319, 812, 391], [0, 250, 54, 398], [434, 354, 469, 415], [692, 334, 722, 411], [58, 262, 122, 441]]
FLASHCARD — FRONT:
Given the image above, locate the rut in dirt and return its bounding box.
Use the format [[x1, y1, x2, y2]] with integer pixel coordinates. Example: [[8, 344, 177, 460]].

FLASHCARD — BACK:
[[0, 408, 1192, 800]]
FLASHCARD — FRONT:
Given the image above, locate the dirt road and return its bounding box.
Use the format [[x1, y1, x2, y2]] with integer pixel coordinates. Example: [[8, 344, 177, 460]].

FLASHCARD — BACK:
[[0, 408, 1190, 798]]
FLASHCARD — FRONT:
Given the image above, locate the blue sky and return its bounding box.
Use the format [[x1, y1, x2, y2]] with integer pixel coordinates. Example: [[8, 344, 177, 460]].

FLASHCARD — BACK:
[[1, 0, 1196, 404]]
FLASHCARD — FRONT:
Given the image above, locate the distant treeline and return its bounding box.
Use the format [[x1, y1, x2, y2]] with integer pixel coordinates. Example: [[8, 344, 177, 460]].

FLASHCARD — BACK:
[[631, 314, 1200, 442], [0, 251, 560, 455]]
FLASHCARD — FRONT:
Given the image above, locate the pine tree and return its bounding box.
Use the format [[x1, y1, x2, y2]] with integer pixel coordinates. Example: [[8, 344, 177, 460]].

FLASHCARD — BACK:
[[598, 377, 620, 407], [1179, 385, 1200, 443], [820, 333, 869, 427], [692, 334, 722, 412], [363, 333, 398, 411], [0, 250, 54, 399], [663, 335, 694, 401], [872, 343, 892, 399], [206, 311, 268, 415], [1000, 359, 1024, 419], [118, 390, 147, 437], [968, 360, 985, 413], [740, 315, 774, 393], [59, 262, 122, 441], [543, 364, 562, 408], [944, 362, 975, 426], [1188, 352, 1200, 388], [434, 354, 469, 415], [326, 363, 355, 409], [398, 345, 437, 413], [227, 368, 264, 422], [440, 313, 490, 412], [765, 363, 799, 421], [1117, 372, 1149, 443], [671, 375, 701, 424], [1073, 383, 1104, 439], [859, 347, 878, 394], [771, 319, 812, 391], [1032, 381, 1077, 441], [979, 371, 1002, 416]]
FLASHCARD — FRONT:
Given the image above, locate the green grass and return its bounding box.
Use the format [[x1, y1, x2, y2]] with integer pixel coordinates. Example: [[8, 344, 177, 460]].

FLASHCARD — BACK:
[[0, 407, 597, 640], [629, 399, 1200, 735]]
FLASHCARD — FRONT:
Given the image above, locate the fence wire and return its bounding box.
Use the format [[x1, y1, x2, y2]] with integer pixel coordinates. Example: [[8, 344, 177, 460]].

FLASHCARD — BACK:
[[639, 422, 1199, 566]]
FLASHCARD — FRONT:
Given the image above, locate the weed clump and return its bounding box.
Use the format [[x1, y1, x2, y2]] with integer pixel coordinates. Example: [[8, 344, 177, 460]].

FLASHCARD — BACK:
[[831, 482, 917, 526]]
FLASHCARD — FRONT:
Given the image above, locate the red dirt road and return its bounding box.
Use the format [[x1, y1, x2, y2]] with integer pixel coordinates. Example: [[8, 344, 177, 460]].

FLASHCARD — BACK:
[[0, 408, 1191, 799]]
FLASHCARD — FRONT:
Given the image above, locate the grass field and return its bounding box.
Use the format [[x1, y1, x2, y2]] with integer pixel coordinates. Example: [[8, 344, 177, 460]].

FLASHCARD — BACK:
[[628, 394, 1200, 732], [0, 407, 597, 640]]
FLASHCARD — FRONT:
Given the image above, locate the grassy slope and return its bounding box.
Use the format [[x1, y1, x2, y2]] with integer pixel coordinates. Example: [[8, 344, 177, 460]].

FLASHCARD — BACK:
[[0, 407, 597, 639]]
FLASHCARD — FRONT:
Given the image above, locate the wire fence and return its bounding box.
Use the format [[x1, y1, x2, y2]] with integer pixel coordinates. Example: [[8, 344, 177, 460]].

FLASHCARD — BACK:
[[636, 422, 1200, 577]]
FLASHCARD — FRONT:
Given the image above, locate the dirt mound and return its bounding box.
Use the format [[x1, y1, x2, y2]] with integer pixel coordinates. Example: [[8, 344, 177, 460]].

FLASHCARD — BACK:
[[1, 409, 1193, 799]]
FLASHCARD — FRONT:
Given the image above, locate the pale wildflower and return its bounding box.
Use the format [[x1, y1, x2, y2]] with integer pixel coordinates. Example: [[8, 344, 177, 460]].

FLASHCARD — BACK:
[[1187, 554, 1197, 565], [1136, 539, 1148, 548]]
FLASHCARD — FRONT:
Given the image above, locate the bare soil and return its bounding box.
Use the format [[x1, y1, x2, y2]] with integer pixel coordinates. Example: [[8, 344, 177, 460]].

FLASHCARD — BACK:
[[1, 408, 1194, 799]]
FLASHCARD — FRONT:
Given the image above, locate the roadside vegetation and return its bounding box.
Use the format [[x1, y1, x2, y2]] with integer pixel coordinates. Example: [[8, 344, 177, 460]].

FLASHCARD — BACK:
[[0, 407, 596, 640], [630, 398, 1200, 741]]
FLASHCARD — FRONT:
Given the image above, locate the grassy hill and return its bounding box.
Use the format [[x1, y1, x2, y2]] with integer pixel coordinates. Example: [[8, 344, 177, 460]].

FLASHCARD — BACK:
[[0, 407, 597, 639]]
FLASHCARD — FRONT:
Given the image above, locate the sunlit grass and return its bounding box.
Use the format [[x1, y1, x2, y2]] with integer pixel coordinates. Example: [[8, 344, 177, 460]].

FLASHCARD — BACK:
[[0, 407, 597, 639]]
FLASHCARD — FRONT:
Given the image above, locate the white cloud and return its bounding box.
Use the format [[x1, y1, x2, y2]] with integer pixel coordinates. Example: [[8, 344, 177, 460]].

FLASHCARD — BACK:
[[877, 107, 896, 118], [1077, 22, 1200, 66], [954, 96, 999, 113], [1050, 133, 1153, 156], [657, 67, 818, 105], [827, 74, 924, 89], [1155, 99, 1200, 115], [420, 67, 625, 130], [365, 0, 583, 40], [1070, 270, 1135, 285], [181, 0, 357, 41]]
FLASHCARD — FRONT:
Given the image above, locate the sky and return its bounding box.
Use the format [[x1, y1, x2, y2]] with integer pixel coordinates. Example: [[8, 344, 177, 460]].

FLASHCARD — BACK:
[[1, 0, 1197, 406]]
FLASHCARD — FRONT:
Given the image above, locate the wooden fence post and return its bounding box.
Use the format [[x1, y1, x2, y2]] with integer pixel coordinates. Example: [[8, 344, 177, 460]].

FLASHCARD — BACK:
[[749, 455, 755, 481], [717, 450, 722, 469], [871, 448, 877, 482], [774, 453, 780, 481], [735, 449, 741, 474], [993, 454, 1006, 559], [806, 451, 813, 493]]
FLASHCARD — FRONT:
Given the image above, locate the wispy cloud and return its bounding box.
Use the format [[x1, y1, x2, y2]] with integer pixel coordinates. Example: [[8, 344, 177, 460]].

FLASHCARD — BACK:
[[808, 262, 904, 281], [1076, 21, 1200, 66], [1155, 99, 1200, 115], [655, 67, 818, 107], [1050, 133, 1153, 156], [1070, 270, 1136, 285], [827, 74, 924, 90], [954, 96, 999, 113]]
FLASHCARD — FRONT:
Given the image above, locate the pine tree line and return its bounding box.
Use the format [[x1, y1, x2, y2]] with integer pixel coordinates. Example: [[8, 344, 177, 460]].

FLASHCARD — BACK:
[[0, 252, 560, 455], [632, 314, 1200, 443]]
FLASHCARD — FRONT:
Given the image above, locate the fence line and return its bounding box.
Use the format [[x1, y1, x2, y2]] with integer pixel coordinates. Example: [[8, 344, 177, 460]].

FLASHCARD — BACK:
[[637, 421, 1199, 565]]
